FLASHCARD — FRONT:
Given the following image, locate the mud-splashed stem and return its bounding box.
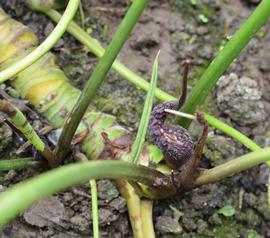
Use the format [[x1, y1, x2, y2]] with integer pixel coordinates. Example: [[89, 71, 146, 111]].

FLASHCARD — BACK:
[[0, 100, 56, 167], [55, 0, 149, 162]]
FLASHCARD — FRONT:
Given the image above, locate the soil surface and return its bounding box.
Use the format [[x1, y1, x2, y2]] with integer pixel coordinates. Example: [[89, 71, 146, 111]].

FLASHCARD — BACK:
[[0, 0, 270, 237]]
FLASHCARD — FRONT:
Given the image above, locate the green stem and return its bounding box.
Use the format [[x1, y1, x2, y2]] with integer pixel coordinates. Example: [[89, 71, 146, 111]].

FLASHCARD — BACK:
[[75, 153, 99, 237], [117, 181, 144, 238], [38, 6, 265, 163], [0, 160, 169, 227], [0, 0, 80, 83], [131, 51, 159, 164], [140, 200, 155, 238], [90, 179, 99, 238], [204, 114, 263, 153], [0, 100, 56, 167], [55, 0, 149, 162], [0, 158, 43, 171], [195, 147, 270, 186], [27, 0, 69, 10], [180, 0, 270, 127]]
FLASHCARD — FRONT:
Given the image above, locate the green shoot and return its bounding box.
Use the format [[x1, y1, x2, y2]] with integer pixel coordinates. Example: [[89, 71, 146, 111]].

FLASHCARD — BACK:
[[76, 153, 99, 238], [198, 14, 208, 24], [131, 51, 159, 164]]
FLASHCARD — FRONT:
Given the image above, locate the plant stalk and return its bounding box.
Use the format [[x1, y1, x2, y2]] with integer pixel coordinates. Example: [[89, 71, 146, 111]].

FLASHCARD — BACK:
[[90, 179, 99, 238], [195, 147, 270, 186], [140, 199, 155, 238], [55, 0, 150, 162]]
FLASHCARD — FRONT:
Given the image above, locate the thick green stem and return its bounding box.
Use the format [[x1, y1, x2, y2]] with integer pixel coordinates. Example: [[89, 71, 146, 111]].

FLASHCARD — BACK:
[[0, 0, 80, 83], [180, 0, 270, 127], [0, 160, 170, 227], [195, 147, 270, 186], [55, 0, 149, 162], [140, 200, 155, 238], [117, 181, 144, 238]]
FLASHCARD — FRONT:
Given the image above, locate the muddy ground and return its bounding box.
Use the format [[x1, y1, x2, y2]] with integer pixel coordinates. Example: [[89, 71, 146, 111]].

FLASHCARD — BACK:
[[0, 0, 270, 237]]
